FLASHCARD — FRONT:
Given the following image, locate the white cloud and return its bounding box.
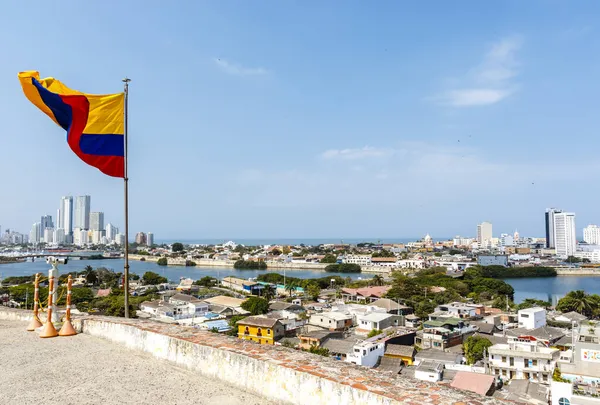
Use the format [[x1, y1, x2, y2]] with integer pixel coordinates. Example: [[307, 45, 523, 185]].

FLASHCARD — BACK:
[[435, 37, 521, 107], [320, 146, 394, 160], [213, 58, 268, 76]]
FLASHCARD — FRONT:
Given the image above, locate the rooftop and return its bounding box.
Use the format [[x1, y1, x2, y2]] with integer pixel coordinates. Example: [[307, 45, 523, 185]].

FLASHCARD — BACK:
[[370, 298, 411, 312], [385, 344, 415, 357], [237, 316, 280, 328], [359, 312, 394, 323], [518, 307, 546, 314], [451, 372, 495, 397], [203, 295, 246, 308]]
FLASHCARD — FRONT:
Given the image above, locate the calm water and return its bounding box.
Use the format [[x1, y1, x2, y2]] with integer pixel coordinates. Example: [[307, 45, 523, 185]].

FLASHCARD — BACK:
[[0, 259, 370, 282], [505, 276, 600, 304]]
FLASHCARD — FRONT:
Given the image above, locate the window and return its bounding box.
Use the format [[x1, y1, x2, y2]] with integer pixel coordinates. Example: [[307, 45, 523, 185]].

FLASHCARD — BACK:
[[244, 326, 249, 335], [257, 328, 262, 337], [267, 329, 271, 335], [532, 359, 537, 366], [558, 398, 571, 405], [502, 356, 507, 363], [521, 314, 529, 318]]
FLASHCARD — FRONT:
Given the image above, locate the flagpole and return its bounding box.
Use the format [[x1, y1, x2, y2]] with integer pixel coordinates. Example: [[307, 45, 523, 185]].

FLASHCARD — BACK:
[[123, 77, 131, 318]]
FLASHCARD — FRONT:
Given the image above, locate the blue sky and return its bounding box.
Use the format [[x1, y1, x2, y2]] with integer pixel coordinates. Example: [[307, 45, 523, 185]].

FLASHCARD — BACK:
[[1, 1, 599, 240]]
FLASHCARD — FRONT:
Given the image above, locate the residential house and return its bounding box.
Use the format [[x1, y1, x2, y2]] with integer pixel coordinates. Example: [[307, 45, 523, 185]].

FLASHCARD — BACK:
[[265, 310, 306, 335], [518, 307, 546, 329], [505, 325, 565, 347], [298, 330, 343, 350], [557, 323, 600, 384], [321, 337, 361, 360], [496, 379, 548, 405], [176, 278, 199, 293], [222, 276, 263, 295], [434, 302, 483, 319], [309, 312, 353, 331], [203, 295, 249, 316], [384, 344, 416, 366], [237, 316, 285, 345], [414, 360, 444, 382], [417, 318, 477, 350], [341, 286, 391, 303], [553, 311, 588, 325], [356, 312, 402, 334], [488, 340, 560, 383], [342, 254, 372, 266], [404, 314, 421, 328], [414, 349, 462, 368], [139, 300, 176, 318], [370, 298, 413, 315], [450, 372, 495, 396], [370, 257, 398, 267], [269, 301, 304, 313], [346, 339, 385, 368], [169, 293, 209, 316]]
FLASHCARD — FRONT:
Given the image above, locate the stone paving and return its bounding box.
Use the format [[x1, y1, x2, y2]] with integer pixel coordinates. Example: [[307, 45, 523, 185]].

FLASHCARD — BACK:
[[0, 308, 516, 405]]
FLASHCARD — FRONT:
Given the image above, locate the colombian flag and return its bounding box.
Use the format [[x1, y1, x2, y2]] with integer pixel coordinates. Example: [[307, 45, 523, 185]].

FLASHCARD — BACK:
[[18, 71, 125, 178]]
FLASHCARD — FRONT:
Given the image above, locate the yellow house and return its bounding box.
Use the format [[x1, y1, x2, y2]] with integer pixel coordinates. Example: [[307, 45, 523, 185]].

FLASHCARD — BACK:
[[237, 316, 285, 345], [384, 344, 416, 366]]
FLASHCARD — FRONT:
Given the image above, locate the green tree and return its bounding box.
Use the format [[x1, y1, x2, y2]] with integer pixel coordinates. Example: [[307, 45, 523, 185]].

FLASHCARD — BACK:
[[367, 329, 383, 338], [320, 254, 338, 264], [172, 242, 184, 252], [261, 285, 276, 301], [517, 298, 552, 310], [463, 336, 493, 365], [285, 282, 297, 297], [492, 295, 515, 310], [386, 273, 422, 300], [556, 290, 596, 317], [240, 297, 270, 315], [415, 300, 436, 319], [305, 283, 321, 301], [142, 271, 168, 285], [371, 275, 384, 286], [307, 345, 330, 357], [157, 257, 168, 266], [194, 276, 217, 287]]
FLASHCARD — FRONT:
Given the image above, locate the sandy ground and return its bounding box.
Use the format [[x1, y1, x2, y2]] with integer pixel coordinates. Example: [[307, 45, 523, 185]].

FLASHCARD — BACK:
[[0, 320, 274, 405]]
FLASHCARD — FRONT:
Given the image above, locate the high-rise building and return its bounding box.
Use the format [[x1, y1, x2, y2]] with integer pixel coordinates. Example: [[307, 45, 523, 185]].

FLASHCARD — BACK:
[[53, 228, 66, 245], [44, 228, 54, 244], [59, 196, 74, 237], [477, 222, 493, 245], [115, 233, 126, 246], [73, 228, 90, 246], [40, 215, 53, 234], [545, 208, 563, 249], [89, 212, 104, 231], [29, 222, 42, 244], [135, 232, 147, 245], [500, 233, 514, 247], [554, 212, 576, 258], [583, 225, 600, 245], [74, 195, 91, 230], [105, 223, 118, 242], [146, 232, 154, 247]]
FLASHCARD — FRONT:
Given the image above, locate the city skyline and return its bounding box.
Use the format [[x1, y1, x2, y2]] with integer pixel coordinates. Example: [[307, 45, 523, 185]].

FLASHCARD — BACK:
[[2, 2, 600, 238]]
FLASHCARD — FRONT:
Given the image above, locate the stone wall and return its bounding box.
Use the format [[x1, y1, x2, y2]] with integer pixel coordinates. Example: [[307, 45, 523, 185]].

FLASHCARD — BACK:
[[0, 308, 510, 405]]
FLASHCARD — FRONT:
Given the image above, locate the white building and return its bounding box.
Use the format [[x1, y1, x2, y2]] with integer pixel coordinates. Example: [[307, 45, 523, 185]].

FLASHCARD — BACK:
[[453, 236, 474, 247], [345, 340, 385, 368], [147, 232, 154, 246], [477, 222, 493, 246], [308, 312, 353, 331], [584, 225, 600, 245], [91, 230, 104, 245], [105, 223, 118, 242], [53, 228, 66, 245], [574, 249, 600, 263], [29, 222, 42, 244], [43, 228, 54, 244], [488, 340, 559, 383], [89, 212, 104, 231], [554, 212, 577, 258], [115, 233, 125, 245], [518, 307, 547, 329], [74, 195, 91, 230], [59, 196, 74, 237], [500, 233, 515, 247], [342, 254, 372, 266], [73, 228, 89, 246]]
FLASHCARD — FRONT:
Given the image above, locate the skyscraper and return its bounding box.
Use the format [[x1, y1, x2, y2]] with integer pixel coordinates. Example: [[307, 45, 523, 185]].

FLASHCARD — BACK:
[[53, 228, 66, 245], [29, 222, 42, 244], [554, 212, 576, 258], [583, 225, 600, 245], [59, 196, 74, 236], [89, 212, 104, 231], [545, 208, 563, 249], [135, 232, 147, 245], [146, 232, 154, 247], [40, 215, 53, 232], [74, 195, 91, 230], [105, 223, 118, 242], [476, 222, 493, 245]]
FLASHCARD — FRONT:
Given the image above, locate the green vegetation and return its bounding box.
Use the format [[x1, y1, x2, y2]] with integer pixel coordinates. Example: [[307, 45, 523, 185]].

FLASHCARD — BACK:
[[325, 263, 361, 273], [141, 271, 168, 285], [553, 366, 570, 382], [240, 296, 269, 315], [172, 242, 184, 252], [307, 345, 330, 357], [367, 329, 383, 338], [466, 265, 556, 279], [256, 273, 346, 289], [194, 276, 218, 287], [566, 256, 591, 264], [320, 254, 338, 264], [556, 290, 600, 318], [234, 260, 267, 270], [463, 336, 493, 365], [157, 257, 168, 266], [305, 283, 322, 300], [372, 249, 395, 258], [185, 260, 197, 267], [2, 275, 36, 285], [518, 298, 552, 310]]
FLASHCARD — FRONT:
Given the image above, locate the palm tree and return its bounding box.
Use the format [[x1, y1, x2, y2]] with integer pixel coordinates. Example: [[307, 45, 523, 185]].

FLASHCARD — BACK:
[[372, 275, 384, 286], [262, 285, 276, 301], [567, 290, 594, 316], [285, 282, 296, 297]]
